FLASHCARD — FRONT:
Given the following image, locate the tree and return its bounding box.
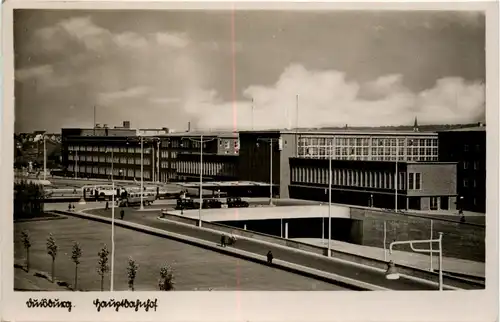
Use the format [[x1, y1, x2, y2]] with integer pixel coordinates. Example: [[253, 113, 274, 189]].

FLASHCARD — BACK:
[[158, 264, 175, 291], [71, 241, 82, 291], [96, 245, 110, 291], [21, 230, 31, 272], [14, 181, 45, 219], [126, 257, 139, 291], [46, 234, 58, 282]]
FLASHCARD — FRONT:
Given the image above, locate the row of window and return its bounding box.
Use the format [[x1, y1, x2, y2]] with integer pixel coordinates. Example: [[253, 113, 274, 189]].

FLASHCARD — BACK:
[[176, 160, 237, 177], [463, 144, 482, 152], [298, 136, 438, 148], [290, 167, 420, 190], [160, 151, 178, 158], [67, 165, 152, 179], [68, 146, 152, 154], [69, 154, 152, 165], [407, 173, 422, 190], [463, 161, 481, 170], [463, 178, 478, 188], [298, 146, 438, 162]]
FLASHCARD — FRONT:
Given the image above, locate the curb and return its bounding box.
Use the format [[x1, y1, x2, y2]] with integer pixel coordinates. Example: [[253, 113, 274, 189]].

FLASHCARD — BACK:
[[53, 210, 386, 291], [157, 216, 461, 291]]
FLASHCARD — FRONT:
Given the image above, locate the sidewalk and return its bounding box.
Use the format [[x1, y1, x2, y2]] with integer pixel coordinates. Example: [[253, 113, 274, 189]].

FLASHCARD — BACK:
[[14, 266, 69, 291], [293, 238, 485, 278]]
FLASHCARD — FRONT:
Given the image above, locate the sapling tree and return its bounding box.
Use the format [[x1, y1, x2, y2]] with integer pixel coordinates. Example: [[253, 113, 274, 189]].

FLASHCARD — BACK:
[[46, 233, 58, 282], [71, 241, 82, 291], [96, 244, 110, 291], [158, 264, 175, 291], [126, 257, 139, 291], [21, 230, 31, 272]]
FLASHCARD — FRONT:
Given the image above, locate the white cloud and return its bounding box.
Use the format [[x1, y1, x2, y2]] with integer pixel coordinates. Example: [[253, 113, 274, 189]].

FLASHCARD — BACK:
[[155, 32, 189, 48], [190, 64, 485, 130], [149, 97, 182, 104], [97, 86, 150, 105], [15, 65, 54, 82]]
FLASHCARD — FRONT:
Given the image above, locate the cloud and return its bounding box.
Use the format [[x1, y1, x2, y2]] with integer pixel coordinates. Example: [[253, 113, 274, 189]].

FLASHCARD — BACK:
[[190, 64, 485, 130], [15, 65, 54, 82], [97, 86, 150, 105]]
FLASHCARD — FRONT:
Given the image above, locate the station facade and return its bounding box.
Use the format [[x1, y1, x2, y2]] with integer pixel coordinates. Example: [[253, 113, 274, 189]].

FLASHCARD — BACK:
[[60, 122, 485, 213]]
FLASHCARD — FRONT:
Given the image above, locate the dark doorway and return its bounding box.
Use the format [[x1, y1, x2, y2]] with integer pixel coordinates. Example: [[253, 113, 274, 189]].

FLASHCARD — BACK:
[[440, 197, 449, 210], [408, 197, 421, 210]]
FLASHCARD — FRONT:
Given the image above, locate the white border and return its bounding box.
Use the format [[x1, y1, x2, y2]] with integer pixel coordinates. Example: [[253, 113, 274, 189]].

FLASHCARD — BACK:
[[1, 1, 499, 322]]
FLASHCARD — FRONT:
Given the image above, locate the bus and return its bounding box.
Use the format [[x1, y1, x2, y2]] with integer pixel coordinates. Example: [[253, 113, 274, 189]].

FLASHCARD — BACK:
[[82, 185, 121, 201], [119, 191, 156, 207]]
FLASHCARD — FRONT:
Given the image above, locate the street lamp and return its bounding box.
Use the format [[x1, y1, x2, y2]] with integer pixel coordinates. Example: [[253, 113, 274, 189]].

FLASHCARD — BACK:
[[182, 134, 217, 227], [327, 142, 332, 257], [105, 147, 116, 292], [386, 232, 444, 291], [256, 137, 280, 236], [43, 134, 47, 181]]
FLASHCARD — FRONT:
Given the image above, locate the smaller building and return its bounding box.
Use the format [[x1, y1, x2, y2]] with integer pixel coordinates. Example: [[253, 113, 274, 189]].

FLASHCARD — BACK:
[[288, 157, 457, 211]]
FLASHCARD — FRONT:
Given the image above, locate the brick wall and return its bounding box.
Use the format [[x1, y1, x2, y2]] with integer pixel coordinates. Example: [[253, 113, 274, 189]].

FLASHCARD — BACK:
[[351, 208, 485, 262]]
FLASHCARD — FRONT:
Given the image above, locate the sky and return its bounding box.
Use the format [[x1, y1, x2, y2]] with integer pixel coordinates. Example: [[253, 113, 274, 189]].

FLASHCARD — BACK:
[[14, 9, 485, 133]]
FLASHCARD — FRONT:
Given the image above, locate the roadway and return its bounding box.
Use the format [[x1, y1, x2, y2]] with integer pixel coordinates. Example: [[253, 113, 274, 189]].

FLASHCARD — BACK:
[[83, 208, 438, 290]]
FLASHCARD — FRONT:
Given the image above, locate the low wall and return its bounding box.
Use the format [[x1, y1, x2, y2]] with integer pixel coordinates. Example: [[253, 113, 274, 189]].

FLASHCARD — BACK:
[[351, 208, 485, 262], [161, 212, 483, 290], [55, 210, 376, 291]]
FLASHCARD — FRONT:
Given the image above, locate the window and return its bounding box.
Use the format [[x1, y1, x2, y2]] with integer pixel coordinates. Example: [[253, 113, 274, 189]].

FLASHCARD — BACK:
[[463, 162, 469, 170], [408, 173, 414, 190], [464, 144, 469, 152], [224, 140, 230, 149], [474, 161, 479, 170], [463, 178, 469, 187], [415, 173, 421, 190]]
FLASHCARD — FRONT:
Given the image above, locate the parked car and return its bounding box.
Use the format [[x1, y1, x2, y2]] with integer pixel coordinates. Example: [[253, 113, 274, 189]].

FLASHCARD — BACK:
[[175, 198, 200, 210], [227, 197, 249, 208], [202, 198, 222, 209]]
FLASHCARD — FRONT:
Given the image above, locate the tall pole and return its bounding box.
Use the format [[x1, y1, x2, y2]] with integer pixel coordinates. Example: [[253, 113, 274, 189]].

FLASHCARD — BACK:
[[140, 136, 144, 211], [251, 98, 254, 130], [199, 134, 203, 227], [75, 151, 78, 179], [430, 220, 434, 272], [438, 232, 443, 291], [110, 149, 115, 292], [43, 135, 47, 181], [269, 140, 273, 206], [327, 144, 332, 257], [395, 138, 398, 212], [383, 221, 387, 261], [93, 105, 96, 136]]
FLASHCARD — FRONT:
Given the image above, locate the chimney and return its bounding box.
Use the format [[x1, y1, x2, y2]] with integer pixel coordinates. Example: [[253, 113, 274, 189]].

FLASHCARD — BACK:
[[187, 121, 191, 132], [123, 121, 131, 129]]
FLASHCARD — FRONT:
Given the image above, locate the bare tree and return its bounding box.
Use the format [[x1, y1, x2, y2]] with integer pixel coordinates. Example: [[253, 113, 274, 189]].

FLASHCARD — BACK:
[[96, 244, 110, 291], [71, 241, 82, 291], [126, 257, 139, 291], [158, 264, 174, 291], [46, 233, 58, 282], [21, 230, 31, 272]]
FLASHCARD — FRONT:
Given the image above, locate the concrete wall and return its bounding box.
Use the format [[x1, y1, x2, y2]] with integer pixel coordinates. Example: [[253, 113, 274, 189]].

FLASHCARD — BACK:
[[407, 163, 457, 197], [279, 133, 298, 199], [350, 208, 485, 262]]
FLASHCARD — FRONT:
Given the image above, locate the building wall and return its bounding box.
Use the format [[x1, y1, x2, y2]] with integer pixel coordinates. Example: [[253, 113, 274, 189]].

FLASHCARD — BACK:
[[407, 163, 457, 196], [279, 133, 298, 198], [175, 153, 238, 181], [438, 129, 486, 213], [351, 208, 485, 262]]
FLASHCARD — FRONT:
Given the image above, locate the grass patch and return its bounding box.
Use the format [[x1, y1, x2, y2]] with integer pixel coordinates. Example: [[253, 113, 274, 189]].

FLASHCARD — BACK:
[[14, 216, 346, 291]]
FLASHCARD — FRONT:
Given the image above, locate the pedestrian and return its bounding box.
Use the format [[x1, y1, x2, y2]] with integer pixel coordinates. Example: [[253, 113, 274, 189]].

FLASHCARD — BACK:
[[120, 209, 125, 220], [72, 204, 76, 211], [68, 203, 72, 212], [105, 201, 109, 210], [267, 251, 274, 264], [220, 234, 226, 247], [460, 215, 466, 223]]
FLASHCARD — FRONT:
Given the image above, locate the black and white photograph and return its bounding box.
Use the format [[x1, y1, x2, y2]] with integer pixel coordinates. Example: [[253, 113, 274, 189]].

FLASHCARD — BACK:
[[2, 2, 499, 322]]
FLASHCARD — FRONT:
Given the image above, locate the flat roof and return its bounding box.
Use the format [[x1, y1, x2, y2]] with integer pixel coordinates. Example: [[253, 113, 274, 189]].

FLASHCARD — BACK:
[[172, 204, 351, 221], [239, 129, 438, 136], [177, 181, 274, 188], [437, 126, 486, 133]]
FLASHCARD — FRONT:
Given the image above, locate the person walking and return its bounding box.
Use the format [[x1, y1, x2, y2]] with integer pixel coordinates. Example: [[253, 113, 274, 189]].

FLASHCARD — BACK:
[[68, 203, 72, 212], [220, 234, 226, 247], [266, 251, 274, 264], [120, 209, 125, 220], [105, 201, 109, 210]]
